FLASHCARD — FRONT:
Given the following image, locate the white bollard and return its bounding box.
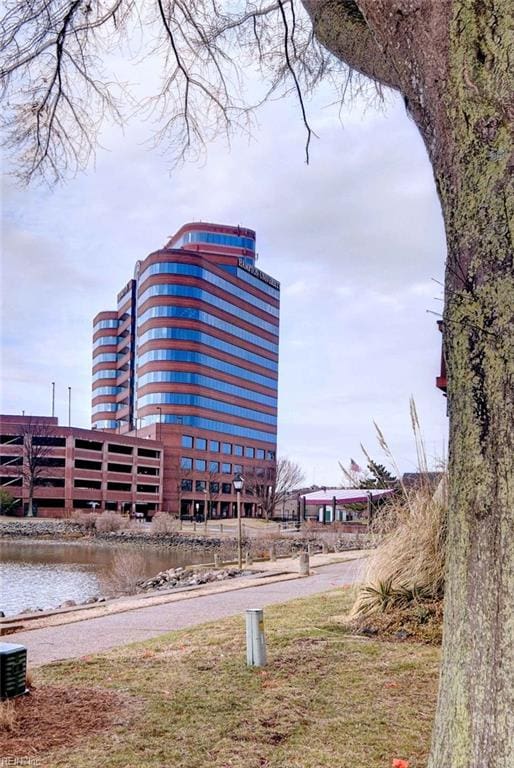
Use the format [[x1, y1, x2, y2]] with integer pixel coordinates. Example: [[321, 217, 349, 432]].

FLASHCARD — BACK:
[[246, 608, 267, 667]]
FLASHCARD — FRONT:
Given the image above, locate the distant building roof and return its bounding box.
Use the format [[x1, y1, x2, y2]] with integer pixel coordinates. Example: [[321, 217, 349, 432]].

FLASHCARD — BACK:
[[300, 488, 395, 506]]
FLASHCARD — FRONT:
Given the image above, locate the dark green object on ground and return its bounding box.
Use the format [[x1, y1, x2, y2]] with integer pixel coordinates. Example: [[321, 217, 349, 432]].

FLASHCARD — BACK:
[[0, 642, 27, 699]]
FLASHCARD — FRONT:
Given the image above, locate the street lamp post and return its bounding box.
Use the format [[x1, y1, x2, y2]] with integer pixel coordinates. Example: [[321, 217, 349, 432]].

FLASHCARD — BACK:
[[156, 406, 162, 440], [233, 473, 244, 569]]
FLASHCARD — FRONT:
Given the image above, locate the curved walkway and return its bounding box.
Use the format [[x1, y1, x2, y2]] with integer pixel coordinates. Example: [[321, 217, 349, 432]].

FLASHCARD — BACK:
[[12, 559, 364, 666]]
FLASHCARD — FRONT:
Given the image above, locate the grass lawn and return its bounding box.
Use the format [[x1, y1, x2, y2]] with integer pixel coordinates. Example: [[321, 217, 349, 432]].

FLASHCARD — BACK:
[[32, 588, 440, 768]]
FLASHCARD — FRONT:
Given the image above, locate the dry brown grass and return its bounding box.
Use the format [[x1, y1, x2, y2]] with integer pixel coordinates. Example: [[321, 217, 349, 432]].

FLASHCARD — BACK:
[[350, 401, 447, 634], [0, 701, 16, 733], [358, 480, 447, 606]]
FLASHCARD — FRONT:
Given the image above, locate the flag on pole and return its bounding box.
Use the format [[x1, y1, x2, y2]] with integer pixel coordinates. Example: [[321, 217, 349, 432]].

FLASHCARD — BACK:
[[350, 459, 362, 473]]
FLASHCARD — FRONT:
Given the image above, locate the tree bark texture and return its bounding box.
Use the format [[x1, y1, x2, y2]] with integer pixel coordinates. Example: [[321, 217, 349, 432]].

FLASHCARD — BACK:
[[303, 2, 513, 766]]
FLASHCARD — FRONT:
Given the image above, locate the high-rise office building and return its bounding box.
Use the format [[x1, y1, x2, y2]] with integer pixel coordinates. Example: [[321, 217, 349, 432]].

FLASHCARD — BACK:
[[92, 222, 279, 517]]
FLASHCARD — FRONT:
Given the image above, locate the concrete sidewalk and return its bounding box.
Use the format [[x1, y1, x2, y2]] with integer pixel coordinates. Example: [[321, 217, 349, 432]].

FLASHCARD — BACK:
[[12, 558, 365, 667]]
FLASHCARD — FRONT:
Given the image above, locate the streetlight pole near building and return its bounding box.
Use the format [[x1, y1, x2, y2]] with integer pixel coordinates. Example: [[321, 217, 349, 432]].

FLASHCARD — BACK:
[[156, 406, 162, 440], [233, 473, 244, 569]]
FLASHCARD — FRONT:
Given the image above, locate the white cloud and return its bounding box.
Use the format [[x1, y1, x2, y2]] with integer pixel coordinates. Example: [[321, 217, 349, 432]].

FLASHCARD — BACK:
[[1, 84, 448, 482]]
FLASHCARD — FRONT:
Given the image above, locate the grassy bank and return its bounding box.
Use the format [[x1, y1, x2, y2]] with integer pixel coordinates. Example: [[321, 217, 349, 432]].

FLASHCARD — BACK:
[[20, 589, 439, 767]]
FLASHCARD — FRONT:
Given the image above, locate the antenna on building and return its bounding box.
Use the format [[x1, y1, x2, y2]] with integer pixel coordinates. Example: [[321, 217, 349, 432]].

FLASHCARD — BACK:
[[68, 387, 72, 427], [51, 382, 55, 417]]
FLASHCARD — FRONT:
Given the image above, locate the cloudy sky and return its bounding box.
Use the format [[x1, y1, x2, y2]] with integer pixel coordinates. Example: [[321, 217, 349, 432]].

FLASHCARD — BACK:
[[1, 67, 448, 485]]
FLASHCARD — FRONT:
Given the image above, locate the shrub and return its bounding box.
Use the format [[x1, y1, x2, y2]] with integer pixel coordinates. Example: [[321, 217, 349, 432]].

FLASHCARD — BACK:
[[352, 480, 447, 618], [151, 512, 180, 535], [94, 512, 127, 533], [71, 510, 98, 532], [98, 550, 147, 597]]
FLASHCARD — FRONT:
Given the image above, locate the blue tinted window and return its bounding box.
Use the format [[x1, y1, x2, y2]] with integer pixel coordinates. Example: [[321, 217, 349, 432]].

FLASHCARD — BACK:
[[176, 231, 255, 251], [181, 435, 193, 448], [256, 449, 265, 460], [181, 457, 193, 470], [233, 445, 243, 456], [209, 461, 219, 473], [236, 267, 280, 299], [233, 464, 243, 473], [92, 369, 117, 381], [93, 336, 118, 349], [221, 442, 232, 454], [221, 483, 232, 494], [144, 414, 276, 443], [245, 447, 255, 458], [136, 371, 277, 407], [195, 438, 207, 450], [93, 420, 119, 429], [266, 451, 276, 460], [94, 318, 119, 331], [138, 285, 279, 335], [137, 350, 277, 390], [222, 463, 232, 474], [93, 386, 121, 396], [137, 306, 278, 353], [195, 480, 206, 492], [93, 353, 118, 364], [195, 459, 206, 471], [92, 403, 117, 414], [138, 327, 277, 371], [137, 393, 276, 426], [138, 263, 277, 317], [209, 440, 219, 452]]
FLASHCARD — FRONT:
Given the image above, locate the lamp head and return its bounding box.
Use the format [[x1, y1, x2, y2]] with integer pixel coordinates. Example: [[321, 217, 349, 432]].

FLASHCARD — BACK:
[[233, 473, 244, 491]]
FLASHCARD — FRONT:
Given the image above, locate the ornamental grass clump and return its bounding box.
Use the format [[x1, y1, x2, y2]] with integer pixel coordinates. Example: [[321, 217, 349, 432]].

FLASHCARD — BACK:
[[349, 401, 447, 642]]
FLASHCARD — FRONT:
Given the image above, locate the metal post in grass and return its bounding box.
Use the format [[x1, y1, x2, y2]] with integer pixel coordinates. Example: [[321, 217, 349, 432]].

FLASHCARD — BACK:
[[233, 473, 244, 569], [246, 609, 267, 667]]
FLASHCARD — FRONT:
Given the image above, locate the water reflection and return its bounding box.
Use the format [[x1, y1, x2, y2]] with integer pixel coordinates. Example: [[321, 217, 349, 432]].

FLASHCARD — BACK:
[[0, 540, 213, 616]]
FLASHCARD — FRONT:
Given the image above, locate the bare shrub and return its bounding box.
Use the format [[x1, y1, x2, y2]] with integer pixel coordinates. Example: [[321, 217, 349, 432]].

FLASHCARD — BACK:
[[71, 511, 97, 532], [151, 512, 180, 535], [0, 701, 16, 732], [98, 551, 147, 598], [94, 512, 127, 534]]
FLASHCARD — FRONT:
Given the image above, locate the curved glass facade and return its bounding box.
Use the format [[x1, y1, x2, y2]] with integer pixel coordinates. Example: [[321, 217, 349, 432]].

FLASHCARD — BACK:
[[235, 266, 280, 299], [138, 263, 277, 316], [92, 369, 117, 381], [137, 349, 277, 389], [144, 414, 275, 443], [174, 230, 255, 251], [92, 386, 121, 397], [138, 393, 276, 425], [93, 352, 118, 363], [94, 318, 119, 331], [137, 371, 277, 407], [138, 284, 279, 335], [137, 305, 278, 353], [93, 335, 118, 349], [92, 419, 119, 429], [92, 402, 118, 414], [138, 327, 277, 371]]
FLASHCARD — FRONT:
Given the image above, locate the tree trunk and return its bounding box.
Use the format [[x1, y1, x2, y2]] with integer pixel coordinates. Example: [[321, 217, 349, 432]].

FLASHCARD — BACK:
[[427, 56, 513, 768], [424, 5, 514, 764], [305, 2, 513, 763]]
